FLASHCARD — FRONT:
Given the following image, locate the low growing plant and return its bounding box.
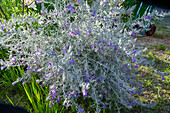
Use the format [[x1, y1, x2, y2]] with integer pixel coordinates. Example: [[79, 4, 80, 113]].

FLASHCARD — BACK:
[[0, 0, 168, 112]]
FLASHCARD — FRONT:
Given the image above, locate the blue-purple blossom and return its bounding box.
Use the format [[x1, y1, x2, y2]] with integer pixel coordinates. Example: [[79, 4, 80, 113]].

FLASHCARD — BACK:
[[101, 60, 105, 63], [91, 44, 95, 48], [75, 30, 80, 35], [142, 61, 146, 66], [69, 31, 74, 36], [3, 46, 7, 49], [34, 61, 38, 64], [78, 51, 81, 55], [73, 92, 76, 98], [69, 59, 75, 64], [131, 31, 136, 36], [78, 108, 84, 113], [84, 76, 89, 83], [62, 30, 66, 33], [103, 104, 107, 109], [92, 12, 96, 17], [1, 65, 6, 70], [82, 70, 87, 74], [90, 19, 94, 23], [97, 77, 103, 82], [45, 73, 51, 78], [77, 93, 80, 98], [161, 76, 165, 80], [114, 45, 117, 50], [98, 40, 102, 44], [12, 81, 17, 86], [90, 10, 93, 12], [36, 0, 41, 4], [83, 89, 87, 97], [104, 1, 108, 5], [132, 56, 136, 63], [92, 75, 96, 79], [123, 63, 127, 68], [49, 62, 52, 67], [11, 58, 16, 62], [135, 63, 138, 68], [52, 51, 56, 55], [132, 49, 138, 54], [66, 4, 75, 12], [107, 42, 111, 46], [99, 45, 103, 50], [86, 30, 91, 35], [144, 16, 152, 20]]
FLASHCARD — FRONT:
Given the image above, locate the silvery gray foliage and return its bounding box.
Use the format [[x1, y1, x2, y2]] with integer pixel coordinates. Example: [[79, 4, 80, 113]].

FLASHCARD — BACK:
[[0, 0, 167, 112]]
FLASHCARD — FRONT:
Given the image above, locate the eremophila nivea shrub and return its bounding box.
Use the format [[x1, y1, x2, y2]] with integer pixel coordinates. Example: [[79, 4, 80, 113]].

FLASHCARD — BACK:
[[0, 0, 167, 112]]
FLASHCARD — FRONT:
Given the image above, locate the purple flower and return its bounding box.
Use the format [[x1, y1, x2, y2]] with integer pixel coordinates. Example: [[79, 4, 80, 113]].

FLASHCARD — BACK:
[[86, 30, 91, 35], [49, 62, 52, 67], [142, 61, 146, 66], [99, 45, 103, 50], [34, 61, 38, 64], [91, 44, 95, 48], [66, 4, 72, 10], [90, 10, 93, 12], [144, 16, 152, 20], [90, 19, 94, 23], [69, 31, 74, 36], [22, 20, 26, 23], [107, 42, 111, 46], [69, 59, 75, 64], [127, 12, 130, 15], [82, 70, 87, 74], [103, 104, 107, 109], [45, 73, 51, 78], [52, 51, 56, 56], [98, 40, 102, 44], [63, 50, 66, 55], [115, 3, 117, 7], [83, 89, 87, 97], [97, 77, 103, 82], [62, 30, 66, 33], [92, 12, 96, 17], [114, 45, 117, 50], [75, 30, 80, 35], [78, 51, 81, 55], [84, 76, 89, 83], [161, 76, 165, 80], [135, 63, 138, 68], [57, 97, 61, 103], [104, 1, 108, 5], [131, 31, 136, 36], [73, 92, 76, 98], [11, 58, 16, 62], [66, 4, 75, 12], [36, 0, 41, 4], [1, 65, 6, 70], [92, 75, 96, 79], [132, 56, 136, 63], [78, 108, 84, 113], [3, 46, 7, 49], [101, 60, 105, 63], [132, 49, 138, 54], [77, 93, 80, 98], [123, 63, 127, 68], [12, 81, 17, 86]]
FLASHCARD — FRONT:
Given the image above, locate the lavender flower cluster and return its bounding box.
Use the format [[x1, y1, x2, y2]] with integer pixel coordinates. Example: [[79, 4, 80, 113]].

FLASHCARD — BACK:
[[0, 0, 167, 112]]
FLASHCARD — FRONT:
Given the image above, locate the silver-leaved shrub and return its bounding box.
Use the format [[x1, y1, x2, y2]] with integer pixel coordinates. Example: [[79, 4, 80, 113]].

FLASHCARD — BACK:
[[0, 0, 168, 112]]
